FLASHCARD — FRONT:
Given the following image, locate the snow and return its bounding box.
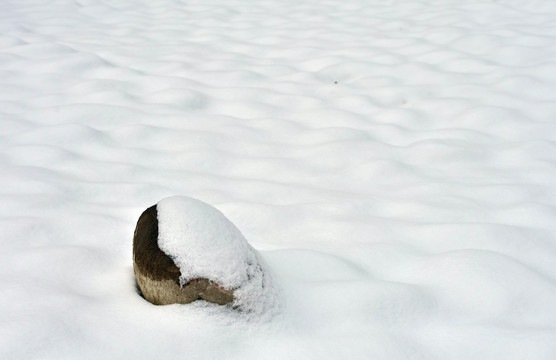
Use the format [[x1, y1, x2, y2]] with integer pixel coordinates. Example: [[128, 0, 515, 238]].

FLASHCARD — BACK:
[[157, 196, 252, 289], [1, 0, 556, 359], [157, 196, 278, 316]]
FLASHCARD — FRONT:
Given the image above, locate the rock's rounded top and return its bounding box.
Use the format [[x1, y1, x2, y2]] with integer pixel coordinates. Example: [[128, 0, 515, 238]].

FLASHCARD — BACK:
[[156, 196, 252, 290]]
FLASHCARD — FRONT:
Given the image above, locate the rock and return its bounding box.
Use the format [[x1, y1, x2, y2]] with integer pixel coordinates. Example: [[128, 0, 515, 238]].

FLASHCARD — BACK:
[[132, 196, 276, 315], [133, 204, 234, 305]]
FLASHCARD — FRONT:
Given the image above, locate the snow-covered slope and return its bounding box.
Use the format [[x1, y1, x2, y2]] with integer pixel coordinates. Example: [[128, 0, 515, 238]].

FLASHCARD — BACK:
[[1, 0, 556, 359]]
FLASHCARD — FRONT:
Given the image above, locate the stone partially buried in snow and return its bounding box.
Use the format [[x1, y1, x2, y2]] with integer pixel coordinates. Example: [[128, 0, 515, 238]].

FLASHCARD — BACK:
[[133, 196, 275, 314]]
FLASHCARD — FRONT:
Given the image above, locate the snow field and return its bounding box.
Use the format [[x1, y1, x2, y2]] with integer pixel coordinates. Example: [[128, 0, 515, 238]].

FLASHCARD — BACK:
[[1, 0, 556, 359]]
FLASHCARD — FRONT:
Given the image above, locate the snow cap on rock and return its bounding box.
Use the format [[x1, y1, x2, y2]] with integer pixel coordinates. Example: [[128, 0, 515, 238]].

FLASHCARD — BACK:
[[157, 196, 251, 289], [156, 196, 277, 316]]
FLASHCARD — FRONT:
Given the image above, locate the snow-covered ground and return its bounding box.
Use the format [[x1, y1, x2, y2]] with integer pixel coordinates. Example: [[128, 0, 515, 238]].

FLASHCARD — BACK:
[[2, 0, 556, 358]]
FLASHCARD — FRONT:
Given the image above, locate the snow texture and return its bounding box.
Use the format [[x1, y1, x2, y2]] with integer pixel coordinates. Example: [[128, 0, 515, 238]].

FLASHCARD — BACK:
[[157, 196, 277, 316], [1, 0, 556, 359]]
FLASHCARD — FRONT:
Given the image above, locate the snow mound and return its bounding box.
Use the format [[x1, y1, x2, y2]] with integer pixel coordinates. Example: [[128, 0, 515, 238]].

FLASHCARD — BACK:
[[157, 196, 277, 316]]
